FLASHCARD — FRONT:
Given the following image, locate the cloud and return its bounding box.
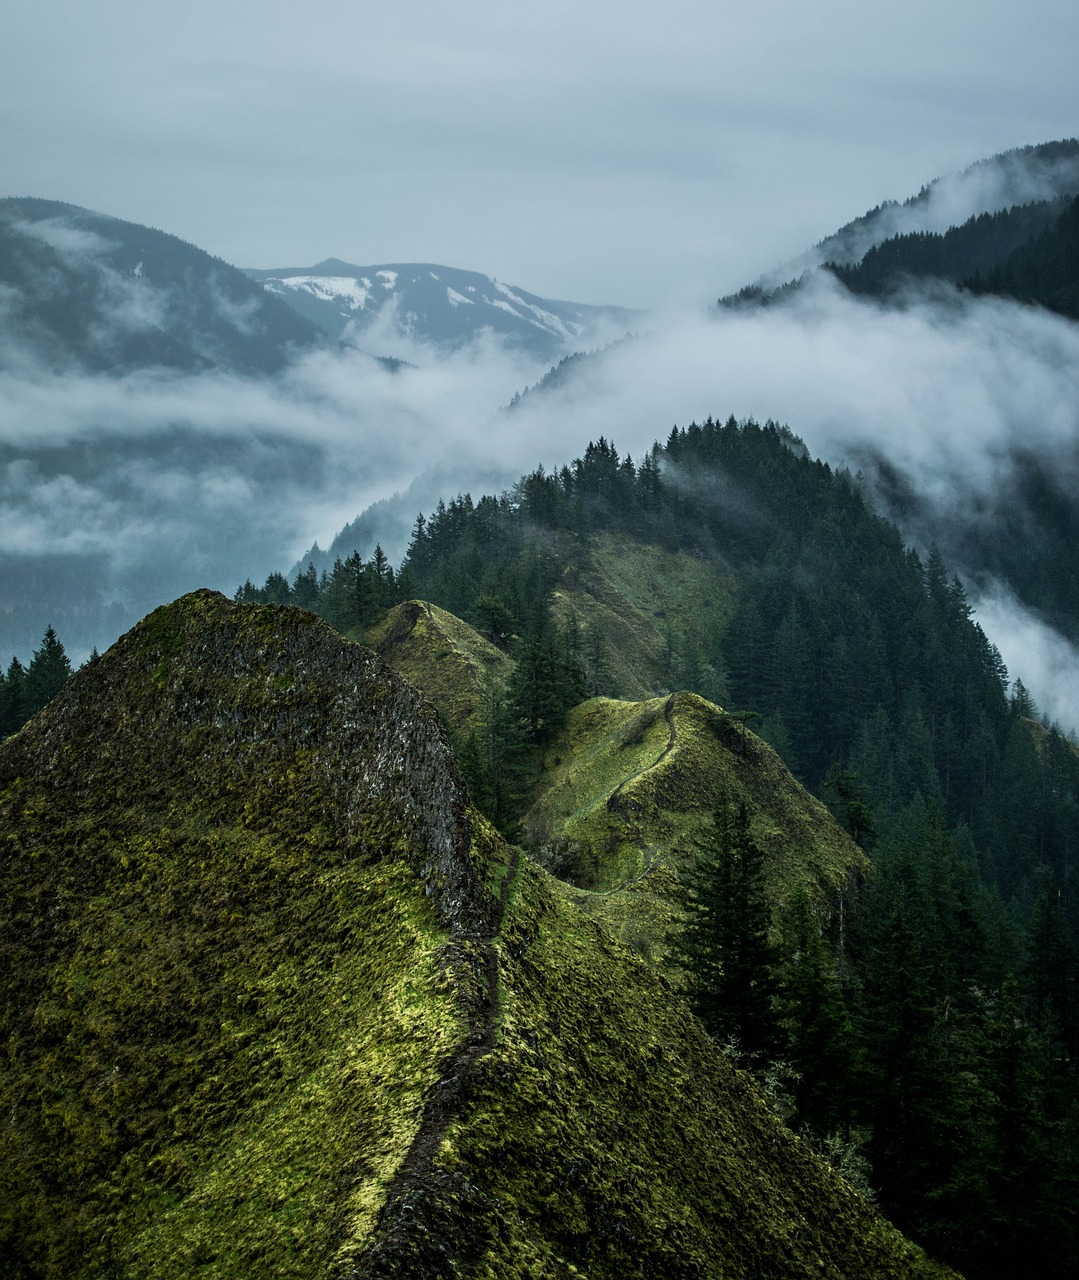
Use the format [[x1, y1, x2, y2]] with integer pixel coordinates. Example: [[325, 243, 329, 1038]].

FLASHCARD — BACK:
[[500, 277, 1079, 726], [0, 331, 548, 660], [2, 261, 1078, 745], [972, 582, 1079, 736]]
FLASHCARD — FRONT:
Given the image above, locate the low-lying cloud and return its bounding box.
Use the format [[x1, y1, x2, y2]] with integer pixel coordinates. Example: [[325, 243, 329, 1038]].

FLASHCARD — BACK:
[[2, 270, 1077, 736], [970, 582, 1079, 735]]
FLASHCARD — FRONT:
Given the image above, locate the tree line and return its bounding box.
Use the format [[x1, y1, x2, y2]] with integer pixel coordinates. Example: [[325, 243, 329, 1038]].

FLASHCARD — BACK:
[[0, 626, 74, 738]]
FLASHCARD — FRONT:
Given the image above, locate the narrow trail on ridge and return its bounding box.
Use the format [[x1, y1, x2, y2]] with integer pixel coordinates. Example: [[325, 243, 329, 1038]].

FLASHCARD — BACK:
[[348, 837, 523, 1276], [594, 694, 679, 895]]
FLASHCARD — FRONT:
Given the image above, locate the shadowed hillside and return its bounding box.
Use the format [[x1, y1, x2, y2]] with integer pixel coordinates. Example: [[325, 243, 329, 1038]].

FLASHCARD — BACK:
[[0, 592, 952, 1278]]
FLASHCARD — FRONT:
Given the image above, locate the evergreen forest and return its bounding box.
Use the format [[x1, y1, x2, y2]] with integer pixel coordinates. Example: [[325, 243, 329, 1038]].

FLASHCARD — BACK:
[[9, 418, 1079, 1277], [233, 418, 1079, 1277]]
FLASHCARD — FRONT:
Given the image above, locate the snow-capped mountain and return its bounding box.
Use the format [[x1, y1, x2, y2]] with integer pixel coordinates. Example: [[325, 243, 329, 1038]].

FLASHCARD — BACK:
[[244, 259, 642, 362]]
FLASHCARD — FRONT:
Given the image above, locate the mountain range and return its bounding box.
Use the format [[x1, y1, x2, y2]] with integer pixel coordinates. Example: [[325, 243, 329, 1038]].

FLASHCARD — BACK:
[[245, 259, 641, 362], [3, 141, 1079, 1275], [0, 197, 325, 375], [0, 590, 957, 1278]]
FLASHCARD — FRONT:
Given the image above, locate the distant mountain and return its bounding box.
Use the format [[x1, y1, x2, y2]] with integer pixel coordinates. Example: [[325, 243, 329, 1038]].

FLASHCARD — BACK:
[[739, 138, 1079, 297], [245, 258, 642, 362], [0, 198, 326, 375]]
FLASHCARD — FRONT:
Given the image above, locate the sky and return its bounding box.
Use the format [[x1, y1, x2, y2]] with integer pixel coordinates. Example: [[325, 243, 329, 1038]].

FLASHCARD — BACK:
[[2, 0, 1078, 730], [2, 1, 1078, 306]]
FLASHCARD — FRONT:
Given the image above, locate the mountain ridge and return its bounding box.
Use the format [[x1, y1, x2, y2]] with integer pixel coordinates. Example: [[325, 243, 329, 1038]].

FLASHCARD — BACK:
[[244, 257, 643, 362], [0, 197, 326, 375], [0, 589, 955, 1277]]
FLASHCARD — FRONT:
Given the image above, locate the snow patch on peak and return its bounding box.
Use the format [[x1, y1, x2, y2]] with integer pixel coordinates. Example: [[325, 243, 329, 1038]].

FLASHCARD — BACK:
[[486, 297, 523, 319], [376, 270, 398, 288], [446, 287, 474, 308], [264, 276, 372, 311]]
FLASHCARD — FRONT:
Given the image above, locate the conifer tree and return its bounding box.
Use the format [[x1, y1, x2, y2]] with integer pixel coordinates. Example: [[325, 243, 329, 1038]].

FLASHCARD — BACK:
[[23, 626, 72, 720], [0, 655, 26, 737], [674, 796, 780, 1061]]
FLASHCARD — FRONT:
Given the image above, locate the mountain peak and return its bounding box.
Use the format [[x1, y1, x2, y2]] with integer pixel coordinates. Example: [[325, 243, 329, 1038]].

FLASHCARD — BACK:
[[1, 590, 953, 1277]]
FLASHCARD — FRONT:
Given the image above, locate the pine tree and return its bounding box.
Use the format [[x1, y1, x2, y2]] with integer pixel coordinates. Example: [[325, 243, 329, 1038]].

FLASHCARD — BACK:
[[673, 796, 780, 1061], [23, 626, 72, 720], [776, 890, 858, 1133], [0, 656, 26, 736]]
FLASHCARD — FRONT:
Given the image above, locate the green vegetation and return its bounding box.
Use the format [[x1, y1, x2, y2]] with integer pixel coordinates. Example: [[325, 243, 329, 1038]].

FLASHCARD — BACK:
[[0, 593, 475, 1276], [673, 797, 781, 1061], [406, 857, 954, 1278], [521, 692, 863, 957], [230, 415, 1079, 1275], [0, 592, 956, 1278], [366, 598, 511, 738], [0, 624, 74, 737]]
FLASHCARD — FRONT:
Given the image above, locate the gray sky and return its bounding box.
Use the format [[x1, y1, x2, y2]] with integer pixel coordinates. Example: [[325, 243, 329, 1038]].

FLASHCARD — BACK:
[[3, 1, 1077, 306]]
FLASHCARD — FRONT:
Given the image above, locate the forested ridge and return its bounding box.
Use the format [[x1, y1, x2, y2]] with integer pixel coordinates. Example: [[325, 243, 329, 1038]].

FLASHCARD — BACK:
[[824, 196, 1079, 317], [724, 195, 1079, 321], [236, 417, 1079, 1276]]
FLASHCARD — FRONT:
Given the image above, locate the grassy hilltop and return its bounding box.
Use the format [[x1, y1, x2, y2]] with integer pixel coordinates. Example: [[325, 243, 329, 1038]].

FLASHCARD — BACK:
[[0, 592, 951, 1278]]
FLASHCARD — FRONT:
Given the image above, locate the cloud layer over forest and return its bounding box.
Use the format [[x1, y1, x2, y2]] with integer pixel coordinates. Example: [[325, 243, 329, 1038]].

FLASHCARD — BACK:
[[2, 147, 1078, 730]]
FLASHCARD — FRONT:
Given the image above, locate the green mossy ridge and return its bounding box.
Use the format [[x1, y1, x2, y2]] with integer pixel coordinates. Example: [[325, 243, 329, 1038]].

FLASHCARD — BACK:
[[525, 692, 865, 959], [554, 531, 737, 698], [0, 591, 489, 1278], [2, 590, 948, 1278], [363, 859, 955, 1279], [366, 599, 511, 737]]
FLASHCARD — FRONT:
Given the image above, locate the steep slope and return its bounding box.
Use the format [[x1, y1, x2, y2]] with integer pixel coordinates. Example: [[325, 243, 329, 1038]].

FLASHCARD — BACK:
[[0, 198, 325, 374], [825, 198, 1073, 302], [0, 591, 952, 1279], [246, 258, 640, 362], [970, 193, 1079, 318], [554, 530, 736, 700], [524, 692, 865, 959], [734, 138, 1079, 297], [0, 590, 490, 1275], [366, 598, 511, 737]]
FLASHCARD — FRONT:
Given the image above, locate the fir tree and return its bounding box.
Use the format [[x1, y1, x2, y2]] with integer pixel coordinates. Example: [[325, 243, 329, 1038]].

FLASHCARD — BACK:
[[23, 626, 72, 720], [673, 795, 780, 1061]]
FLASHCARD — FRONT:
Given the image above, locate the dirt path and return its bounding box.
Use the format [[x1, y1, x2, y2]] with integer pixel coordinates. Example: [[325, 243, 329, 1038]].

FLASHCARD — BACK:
[[606, 692, 679, 809], [593, 694, 679, 897]]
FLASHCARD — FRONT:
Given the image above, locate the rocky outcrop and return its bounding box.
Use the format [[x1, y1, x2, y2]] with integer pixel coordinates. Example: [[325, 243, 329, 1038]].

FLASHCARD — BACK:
[[0, 593, 954, 1278]]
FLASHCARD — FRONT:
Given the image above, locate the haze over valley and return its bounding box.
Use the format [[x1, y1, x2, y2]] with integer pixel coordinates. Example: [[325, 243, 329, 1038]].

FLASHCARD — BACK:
[[2, 141, 1078, 732], [4, 7, 1079, 1275]]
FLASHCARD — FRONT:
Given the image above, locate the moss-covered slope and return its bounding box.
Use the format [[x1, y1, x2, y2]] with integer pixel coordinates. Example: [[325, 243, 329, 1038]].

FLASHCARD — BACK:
[[554, 531, 737, 699], [386, 855, 954, 1280], [524, 692, 865, 959], [0, 591, 489, 1277], [1, 593, 949, 1278], [366, 598, 510, 737]]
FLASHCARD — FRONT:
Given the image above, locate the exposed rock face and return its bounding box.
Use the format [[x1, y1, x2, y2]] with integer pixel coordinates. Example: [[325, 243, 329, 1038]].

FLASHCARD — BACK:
[[0, 593, 954, 1278]]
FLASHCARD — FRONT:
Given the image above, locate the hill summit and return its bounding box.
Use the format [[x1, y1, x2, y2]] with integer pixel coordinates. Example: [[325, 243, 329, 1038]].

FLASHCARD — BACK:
[[0, 591, 952, 1277]]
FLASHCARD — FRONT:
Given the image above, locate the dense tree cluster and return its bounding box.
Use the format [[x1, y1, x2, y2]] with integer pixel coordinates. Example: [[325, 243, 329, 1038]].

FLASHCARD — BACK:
[[0, 625, 73, 737], [238, 416, 1079, 1273], [826, 198, 1074, 302]]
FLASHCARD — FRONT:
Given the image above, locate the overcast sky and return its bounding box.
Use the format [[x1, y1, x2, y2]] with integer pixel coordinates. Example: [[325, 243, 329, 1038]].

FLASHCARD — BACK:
[[3, 1, 1077, 306]]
